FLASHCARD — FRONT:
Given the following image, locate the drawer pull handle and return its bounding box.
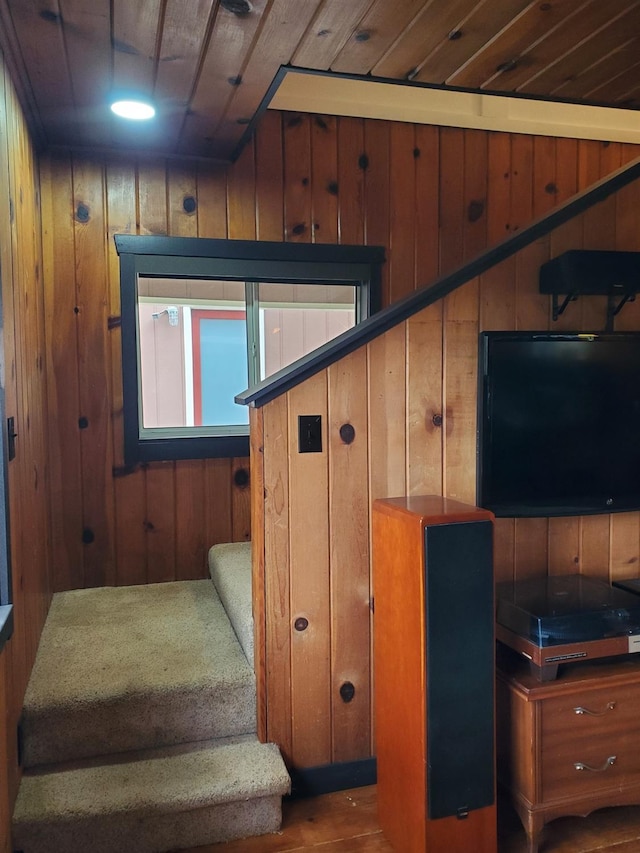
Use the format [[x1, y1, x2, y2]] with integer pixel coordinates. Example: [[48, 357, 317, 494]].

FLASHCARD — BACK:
[[573, 702, 616, 716], [574, 756, 616, 772]]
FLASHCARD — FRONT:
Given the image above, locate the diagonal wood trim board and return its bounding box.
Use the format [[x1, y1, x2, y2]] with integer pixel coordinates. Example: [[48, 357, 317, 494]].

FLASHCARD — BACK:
[[236, 155, 640, 409]]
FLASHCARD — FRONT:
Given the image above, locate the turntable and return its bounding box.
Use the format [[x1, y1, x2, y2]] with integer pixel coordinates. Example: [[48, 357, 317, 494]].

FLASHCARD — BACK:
[[495, 574, 640, 680]]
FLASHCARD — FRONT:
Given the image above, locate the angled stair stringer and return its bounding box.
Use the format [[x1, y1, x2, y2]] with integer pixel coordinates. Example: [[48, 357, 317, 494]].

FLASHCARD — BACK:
[[11, 576, 290, 853]]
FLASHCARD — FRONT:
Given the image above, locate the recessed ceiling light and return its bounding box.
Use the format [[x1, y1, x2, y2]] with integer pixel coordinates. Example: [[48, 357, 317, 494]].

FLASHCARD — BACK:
[[110, 99, 156, 120]]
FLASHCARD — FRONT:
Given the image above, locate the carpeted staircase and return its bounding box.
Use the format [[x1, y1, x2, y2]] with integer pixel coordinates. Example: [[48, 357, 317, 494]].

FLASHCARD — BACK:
[[12, 542, 289, 853]]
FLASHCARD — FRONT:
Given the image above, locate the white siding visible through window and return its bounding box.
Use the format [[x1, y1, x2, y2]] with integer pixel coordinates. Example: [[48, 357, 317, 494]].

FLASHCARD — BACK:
[[138, 284, 356, 430]]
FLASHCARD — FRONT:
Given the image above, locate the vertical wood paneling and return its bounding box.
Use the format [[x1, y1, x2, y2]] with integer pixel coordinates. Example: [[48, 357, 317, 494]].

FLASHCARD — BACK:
[[407, 307, 442, 496], [363, 121, 390, 303], [255, 111, 283, 243], [443, 280, 479, 504], [262, 394, 292, 761], [250, 406, 267, 742], [388, 123, 415, 303], [310, 114, 338, 245], [231, 458, 251, 542], [42, 153, 83, 591], [253, 121, 640, 772], [204, 458, 233, 547], [283, 113, 311, 244], [73, 155, 116, 587], [581, 515, 612, 581], [328, 349, 369, 761], [28, 109, 640, 781], [196, 162, 228, 240], [288, 372, 331, 767], [107, 158, 146, 586], [145, 463, 177, 583], [336, 117, 365, 246], [0, 50, 51, 846], [175, 460, 207, 580], [439, 127, 465, 277], [367, 326, 407, 503], [169, 162, 209, 578], [463, 129, 488, 260], [137, 160, 176, 584]]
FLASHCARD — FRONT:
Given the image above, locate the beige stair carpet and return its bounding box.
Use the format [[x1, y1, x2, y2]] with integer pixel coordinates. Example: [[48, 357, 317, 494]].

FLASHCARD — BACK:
[[21, 579, 256, 767], [208, 541, 254, 668], [13, 736, 291, 853]]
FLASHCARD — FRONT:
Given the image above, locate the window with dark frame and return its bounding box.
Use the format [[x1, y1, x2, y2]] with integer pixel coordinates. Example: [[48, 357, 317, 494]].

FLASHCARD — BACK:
[[115, 235, 384, 465]]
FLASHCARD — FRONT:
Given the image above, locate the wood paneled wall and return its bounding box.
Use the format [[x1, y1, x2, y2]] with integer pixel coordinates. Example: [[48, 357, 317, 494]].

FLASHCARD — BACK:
[[37, 109, 640, 771], [39, 153, 255, 592], [0, 50, 52, 851], [247, 116, 640, 771]]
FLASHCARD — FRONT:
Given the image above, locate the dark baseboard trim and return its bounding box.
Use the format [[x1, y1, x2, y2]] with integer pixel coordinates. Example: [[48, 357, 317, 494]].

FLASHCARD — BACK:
[[288, 757, 377, 799]]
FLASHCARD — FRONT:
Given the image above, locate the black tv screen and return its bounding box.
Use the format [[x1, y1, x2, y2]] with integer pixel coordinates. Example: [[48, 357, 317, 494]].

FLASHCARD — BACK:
[[477, 332, 640, 518]]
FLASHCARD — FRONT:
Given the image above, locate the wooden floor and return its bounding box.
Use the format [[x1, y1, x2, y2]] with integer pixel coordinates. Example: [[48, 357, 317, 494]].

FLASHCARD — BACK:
[[187, 785, 640, 852]]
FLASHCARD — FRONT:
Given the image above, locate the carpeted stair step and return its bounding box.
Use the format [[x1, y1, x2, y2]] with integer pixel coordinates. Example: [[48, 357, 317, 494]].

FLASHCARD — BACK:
[[208, 541, 254, 668], [21, 579, 256, 767], [12, 736, 291, 853]]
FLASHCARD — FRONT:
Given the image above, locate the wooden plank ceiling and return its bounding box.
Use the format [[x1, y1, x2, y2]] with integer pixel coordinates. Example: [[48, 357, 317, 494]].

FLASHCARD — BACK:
[[1, 0, 640, 162]]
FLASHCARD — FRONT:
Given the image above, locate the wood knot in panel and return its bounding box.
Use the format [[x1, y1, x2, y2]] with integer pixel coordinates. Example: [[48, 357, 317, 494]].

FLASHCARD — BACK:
[[78, 417, 89, 430], [40, 9, 62, 23], [545, 182, 558, 195], [496, 58, 518, 73], [358, 153, 369, 171], [291, 223, 307, 236], [234, 467, 250, 488], [112, 39, 139, 55], [294, 617, 309, 632], [432, 413, 443, 428], [228, 75, 243, 87], [314, 116, 329, 130], [75, 203, 90, 223], [340, 682, 355, 703], [355, 30, 370, 42], [327, 181, 339, 196], [183, 196, 197, 214], [339, 423, 355, 444], [221, 0, 253, 14], [468, 199, 485, 222], [448, 29, 463, 40], [81, 528, 94, 544]]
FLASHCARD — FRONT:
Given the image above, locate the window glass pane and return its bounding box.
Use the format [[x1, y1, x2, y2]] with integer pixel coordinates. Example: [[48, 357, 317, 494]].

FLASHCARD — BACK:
[[258, 282, 356, 380], [137, 277, 247, 430], [192, 310, 249, 426]]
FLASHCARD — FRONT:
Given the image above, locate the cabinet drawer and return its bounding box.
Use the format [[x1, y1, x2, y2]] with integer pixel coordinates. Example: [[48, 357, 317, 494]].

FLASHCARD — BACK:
[[542, 730, 640, 800], [543, 684, 640, 742], [541, 683, 640, 800]]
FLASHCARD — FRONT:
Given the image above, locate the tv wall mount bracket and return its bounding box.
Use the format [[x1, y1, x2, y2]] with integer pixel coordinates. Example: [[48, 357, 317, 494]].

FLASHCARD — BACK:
[[539, 250, 640, 332]]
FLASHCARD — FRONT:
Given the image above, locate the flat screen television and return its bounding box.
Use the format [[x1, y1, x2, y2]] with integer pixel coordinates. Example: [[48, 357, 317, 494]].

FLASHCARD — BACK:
[[477, 331, 640, 518]]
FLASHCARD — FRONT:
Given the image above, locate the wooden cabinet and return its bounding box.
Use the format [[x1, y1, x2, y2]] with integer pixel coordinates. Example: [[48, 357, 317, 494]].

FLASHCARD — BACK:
[[497, 655, 640, 853]]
